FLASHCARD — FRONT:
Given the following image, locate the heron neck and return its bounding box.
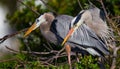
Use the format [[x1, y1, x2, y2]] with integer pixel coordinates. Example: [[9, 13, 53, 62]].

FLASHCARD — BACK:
[[40, 13, 55, 32], [40, 21, 52, 33]]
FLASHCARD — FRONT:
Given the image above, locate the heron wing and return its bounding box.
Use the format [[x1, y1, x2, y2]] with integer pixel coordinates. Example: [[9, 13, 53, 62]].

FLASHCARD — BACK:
[[69, 24, 109, 55]]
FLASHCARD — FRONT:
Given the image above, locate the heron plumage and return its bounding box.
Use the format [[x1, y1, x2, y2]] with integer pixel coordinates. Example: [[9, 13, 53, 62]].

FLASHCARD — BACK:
[[54, 15, 109, 56]]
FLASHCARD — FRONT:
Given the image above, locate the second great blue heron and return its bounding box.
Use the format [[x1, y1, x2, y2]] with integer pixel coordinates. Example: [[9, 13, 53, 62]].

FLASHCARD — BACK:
[[61, 5, 110, 66]]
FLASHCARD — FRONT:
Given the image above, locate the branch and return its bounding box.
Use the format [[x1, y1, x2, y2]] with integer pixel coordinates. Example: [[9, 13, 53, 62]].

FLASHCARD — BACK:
[[17, 0, 40, 15], [0, 58, 16, 63], [0, 28, 27, 44], [111, 16, 120, 19], [98, 0, 110, 21], [40, 0, 58, 15], [43, 44, 51, 51], [5, 46, 58, 55], [77, 0, 83, 10], [110, 46, 120, 69]]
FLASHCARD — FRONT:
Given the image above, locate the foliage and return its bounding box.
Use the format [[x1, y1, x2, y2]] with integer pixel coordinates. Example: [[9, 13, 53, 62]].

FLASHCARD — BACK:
[[0, 53, 101, 69], [75, 56, 99, 69], [0, 0, 120, 69]]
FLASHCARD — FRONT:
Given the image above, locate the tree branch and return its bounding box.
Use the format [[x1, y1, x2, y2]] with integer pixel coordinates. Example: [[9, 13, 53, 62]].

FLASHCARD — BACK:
[[0, 58, 16, 63], [0, 28, 27, 44], [77, 0, 83, 10], [40, 0, 58, 15], [111, 16, 120, 19], [17, 0, 40, 15], [110, 46, 120, 69], [5, 46, 58, 55]]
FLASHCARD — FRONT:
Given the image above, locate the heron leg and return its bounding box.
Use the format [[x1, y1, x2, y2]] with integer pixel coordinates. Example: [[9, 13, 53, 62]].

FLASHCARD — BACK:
[[65, 44, 71, 68]]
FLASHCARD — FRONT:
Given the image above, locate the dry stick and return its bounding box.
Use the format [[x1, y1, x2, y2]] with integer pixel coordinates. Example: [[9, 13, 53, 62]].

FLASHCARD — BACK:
[[40, 61, 56, 67], [77, 0, 83, 10], [0, 58, 17, 63], [0, 28, 28, 44], [17, 0, 40, 15], [45, 47, 66, 63], [6, 45, 68, 64], [6, 46, 58, 63], [111, 46, 120, 69], [40, 0, 58, 15], [5, 46, 58, 55], [6, 46, 77, 65], [111, 16, 120, 19], [43, 44, 51, 51], [99, 0, 110, 21], [15, 65, 22, 69], [46, 42, 53, 50]]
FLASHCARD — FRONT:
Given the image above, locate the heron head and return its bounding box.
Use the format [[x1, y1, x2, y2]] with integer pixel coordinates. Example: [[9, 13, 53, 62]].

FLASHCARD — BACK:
[[24, 14, 46, 37]]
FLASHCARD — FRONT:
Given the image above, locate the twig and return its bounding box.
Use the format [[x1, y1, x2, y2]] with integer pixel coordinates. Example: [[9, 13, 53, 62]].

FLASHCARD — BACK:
[[77, 0, 83, 10], [5, 46, 58, 55], [17, 0, 40, 15], [40, 61, 56, 67], [40, 0, 58, 15], [0, 58, 16, 63], [46, 42, 53, 50], [43, 44, 51, 51], [98, 0, 110, 21], [56, 46, 65, 56], [48, 46, 66, 64], [0, 28, 28, 44], [110, 46, 120, 69], [111, 16, 120, 19]]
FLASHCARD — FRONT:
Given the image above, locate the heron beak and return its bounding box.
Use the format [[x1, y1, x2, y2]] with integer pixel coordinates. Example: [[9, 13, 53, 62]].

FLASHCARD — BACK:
[[24, 23, 37, 37], [61, 27, 74, 46]]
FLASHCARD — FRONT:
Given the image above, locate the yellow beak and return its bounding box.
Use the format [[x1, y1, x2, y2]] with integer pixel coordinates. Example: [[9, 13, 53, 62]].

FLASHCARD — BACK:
[[24, 23, 36, 37], [61, 28, 74, 46]]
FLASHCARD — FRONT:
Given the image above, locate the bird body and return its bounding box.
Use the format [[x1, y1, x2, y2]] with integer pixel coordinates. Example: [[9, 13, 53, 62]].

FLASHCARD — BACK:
[[57, 8, 110, 56]]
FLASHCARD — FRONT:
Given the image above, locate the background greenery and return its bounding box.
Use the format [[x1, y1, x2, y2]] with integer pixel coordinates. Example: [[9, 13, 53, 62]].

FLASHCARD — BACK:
[[0, 0, 120, 69]]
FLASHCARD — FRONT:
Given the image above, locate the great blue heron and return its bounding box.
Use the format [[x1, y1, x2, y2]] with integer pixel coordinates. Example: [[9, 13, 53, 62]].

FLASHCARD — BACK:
[[24, 6, 110, 68], [61, 4, 110, 67], [24, 13, 76, 66]]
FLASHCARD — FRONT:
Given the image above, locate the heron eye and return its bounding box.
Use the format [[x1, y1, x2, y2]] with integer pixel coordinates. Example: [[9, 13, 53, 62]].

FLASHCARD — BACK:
[[36, 19, 39, 23]]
